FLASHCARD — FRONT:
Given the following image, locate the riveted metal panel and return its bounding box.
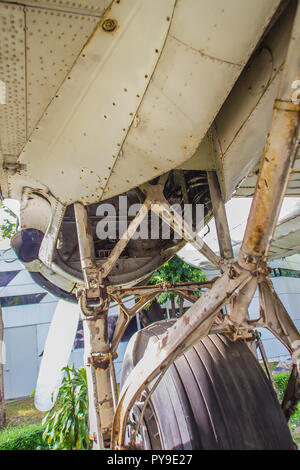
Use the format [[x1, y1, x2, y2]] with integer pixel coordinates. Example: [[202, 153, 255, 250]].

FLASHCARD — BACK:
[[106, 36, 241, 199], [106, 0, 282, 200], [25, 6, 100, 136], [2, 0, 289, 206], [3, 0, 112, 16], [13, 0, 176, 205], [215, 48, 275, 156], [169, 0, 282, 66], [0, 3, 26, 156], [215, 2, 299, 200]]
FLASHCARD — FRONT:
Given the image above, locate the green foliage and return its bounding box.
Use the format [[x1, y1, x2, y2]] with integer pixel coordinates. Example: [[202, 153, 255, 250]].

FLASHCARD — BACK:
[[0, 201, 16, 240], [273, 371, 300, 442], [42, 366, 90, 450], [148, 254, 206, 307], [273, 372, 289, 401], [0, 424, 47, 450]]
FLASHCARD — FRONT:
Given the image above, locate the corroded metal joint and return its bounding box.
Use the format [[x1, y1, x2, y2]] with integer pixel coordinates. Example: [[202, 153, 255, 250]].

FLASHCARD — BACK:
[[238, 253, 261, 272], [228, 265, 240, 280], [274, 99, 300, 113], [88, 351, 118, 370], [76, 287, 109, 317]]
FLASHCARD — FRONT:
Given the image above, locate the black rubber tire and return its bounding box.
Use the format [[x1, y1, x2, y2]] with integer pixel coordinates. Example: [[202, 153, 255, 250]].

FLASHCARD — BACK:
[[120, 320, 294, 450]]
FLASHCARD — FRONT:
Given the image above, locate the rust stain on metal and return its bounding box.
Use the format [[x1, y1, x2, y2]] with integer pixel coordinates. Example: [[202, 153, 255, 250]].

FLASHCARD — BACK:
[[97, 359, 110, 370], [161, 332, 168, 349], [250, 225, 264, 254], [240, 105, 299, 262], [85, 218, 92, 236]]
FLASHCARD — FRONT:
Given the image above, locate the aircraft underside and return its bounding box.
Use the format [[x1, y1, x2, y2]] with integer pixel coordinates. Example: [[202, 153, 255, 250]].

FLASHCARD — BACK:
[[0, 0, 299, 451]]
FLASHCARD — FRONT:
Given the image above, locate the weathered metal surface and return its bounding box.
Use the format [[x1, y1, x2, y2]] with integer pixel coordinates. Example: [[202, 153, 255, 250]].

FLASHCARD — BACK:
[[239, 105, 299, 265], [38, 197, 66, 267], [74, 202, 99, 294], [82, 315, 114, 450], [0, 3, 26, 157], [110, 268, 300, 448], [1, 0, 284, 205], [74, 201, 115, 446], [1, 0, 299, 451], [207, 171, 233, 260], [216, 1, 298, 200], [239, 1, 300, 267], [6, 0, 176, 204], [110, 6, 300, 447], [258, 277, 300, 366], [229, 276, 258, 328], [107, 0, 281, 200], [0, 1, 108, 165], [4, 0, 111, 15]]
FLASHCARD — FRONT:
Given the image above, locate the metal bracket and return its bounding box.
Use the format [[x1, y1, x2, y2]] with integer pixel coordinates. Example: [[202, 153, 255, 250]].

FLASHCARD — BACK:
[[76, 287, 109, 318]]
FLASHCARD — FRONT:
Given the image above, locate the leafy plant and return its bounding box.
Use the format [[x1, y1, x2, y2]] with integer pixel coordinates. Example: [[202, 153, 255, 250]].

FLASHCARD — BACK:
[[273, 372, 290, 401], [0, 201, 17, 240], [148, 255, 206, 316], [42, 366, 90, 450]]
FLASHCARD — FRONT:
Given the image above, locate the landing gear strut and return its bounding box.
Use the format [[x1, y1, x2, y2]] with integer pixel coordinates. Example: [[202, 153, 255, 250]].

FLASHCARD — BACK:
[[72, 2, 300, 451]]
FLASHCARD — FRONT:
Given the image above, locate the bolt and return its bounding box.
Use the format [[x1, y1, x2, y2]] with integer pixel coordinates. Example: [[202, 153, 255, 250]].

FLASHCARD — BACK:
[[102, 19, 117, 32], [228, 266, 239, 280]]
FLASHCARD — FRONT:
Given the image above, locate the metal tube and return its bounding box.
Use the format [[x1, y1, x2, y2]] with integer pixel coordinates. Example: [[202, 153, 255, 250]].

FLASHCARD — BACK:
[[85, 315, 115, 437], [74, 201, 115, 447], [74, 202, 99, 290], [229, 276, 257, 326], [207, 171, 233, 260], [259, 278, 300, 358], [239, 3, 300, 267], [83, 320, 103, 450]]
